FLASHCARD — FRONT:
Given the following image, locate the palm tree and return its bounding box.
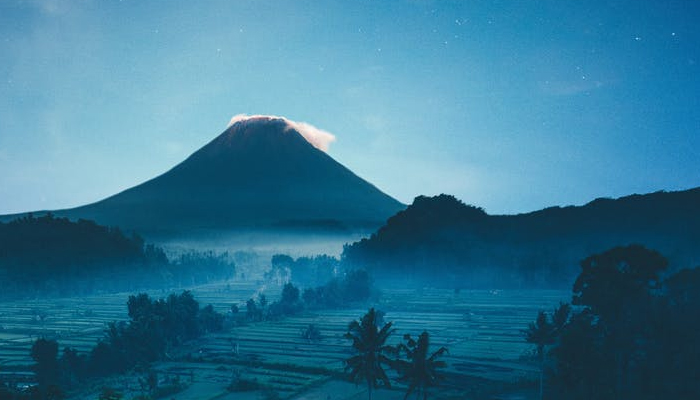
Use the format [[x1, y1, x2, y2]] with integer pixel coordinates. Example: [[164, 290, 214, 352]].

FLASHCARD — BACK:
[[525, 311, 554, 400], [344, 308, 395, 400], [525, 303, 570, 400], [394, 331, 448, 400]]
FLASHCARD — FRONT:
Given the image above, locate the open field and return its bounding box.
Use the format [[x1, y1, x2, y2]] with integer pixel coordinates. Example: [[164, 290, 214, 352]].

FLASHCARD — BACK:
[[0, 283, 568, 399]]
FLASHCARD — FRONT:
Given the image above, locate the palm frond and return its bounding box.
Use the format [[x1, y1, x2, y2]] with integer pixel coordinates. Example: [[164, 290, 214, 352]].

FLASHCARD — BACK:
[[428, 346, 448, 361], [395, 331, 449, 399]]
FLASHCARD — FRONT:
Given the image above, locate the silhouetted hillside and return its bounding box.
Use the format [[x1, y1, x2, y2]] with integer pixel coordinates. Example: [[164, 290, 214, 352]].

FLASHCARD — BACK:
[[342, 189, 700, 288], [0, 214, 235, 298], [12, 116, 404, 235]]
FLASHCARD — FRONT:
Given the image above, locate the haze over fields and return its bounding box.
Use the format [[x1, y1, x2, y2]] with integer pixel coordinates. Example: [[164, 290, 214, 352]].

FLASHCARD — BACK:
[[2, 1, 700, 399]]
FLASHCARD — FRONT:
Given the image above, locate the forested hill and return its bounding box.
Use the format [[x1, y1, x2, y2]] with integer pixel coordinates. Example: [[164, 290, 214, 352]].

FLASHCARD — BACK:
[[342, 189, 700, 288], [0, 213, 161, 267], [0, 214, 234, 298]]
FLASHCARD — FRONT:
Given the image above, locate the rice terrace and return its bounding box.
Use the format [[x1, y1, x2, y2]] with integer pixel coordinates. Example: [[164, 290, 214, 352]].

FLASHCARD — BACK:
[[0, 274, 567, 399]]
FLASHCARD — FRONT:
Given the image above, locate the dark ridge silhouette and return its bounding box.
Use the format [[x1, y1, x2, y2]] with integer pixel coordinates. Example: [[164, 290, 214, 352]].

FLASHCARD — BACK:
[[342, 189, 700, 287], [0, 214, 235, 299], [0, 213, 163, 298], [1, 116, 404, 235]]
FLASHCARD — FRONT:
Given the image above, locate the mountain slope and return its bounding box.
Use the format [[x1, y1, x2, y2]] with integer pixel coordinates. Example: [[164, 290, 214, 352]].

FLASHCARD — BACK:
[[343, 189, 700, 287], [45, 116, 405, 234]]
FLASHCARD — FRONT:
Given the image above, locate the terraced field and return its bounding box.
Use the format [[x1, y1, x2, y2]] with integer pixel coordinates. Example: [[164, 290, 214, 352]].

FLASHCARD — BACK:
[[0, 283, 568, 399], [0, 281, 267, 385]]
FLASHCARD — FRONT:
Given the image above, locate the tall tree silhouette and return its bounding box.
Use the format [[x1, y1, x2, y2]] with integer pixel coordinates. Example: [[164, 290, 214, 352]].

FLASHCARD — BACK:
[[31, 338, 61, 398], [573, 245, 667, 397], [344, 308, 395, 400], [394, 331, 448, 400], [525, 303, 570, 400]]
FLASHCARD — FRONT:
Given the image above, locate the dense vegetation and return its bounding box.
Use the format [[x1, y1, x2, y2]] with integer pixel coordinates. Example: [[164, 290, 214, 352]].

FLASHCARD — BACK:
[[525, 245, 700, 399], [343, 191, 700, 288], [1, 291, 225, 399], [0, 214, 235, 299], [245, 268, 376, 322], [269, 254, 339, 287]]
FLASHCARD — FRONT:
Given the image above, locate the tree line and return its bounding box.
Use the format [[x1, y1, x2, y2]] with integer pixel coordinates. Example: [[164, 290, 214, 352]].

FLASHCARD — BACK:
[[0, 214, 236, 299], [243, 269, 375, 322]]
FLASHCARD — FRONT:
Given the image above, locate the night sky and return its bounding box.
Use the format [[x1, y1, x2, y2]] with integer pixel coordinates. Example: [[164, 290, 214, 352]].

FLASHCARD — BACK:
[[1, 0, 699, 215]]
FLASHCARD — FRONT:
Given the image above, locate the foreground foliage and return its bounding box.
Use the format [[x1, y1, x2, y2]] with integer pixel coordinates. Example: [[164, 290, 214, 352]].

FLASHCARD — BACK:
[[526, 245, 700, 399], [344, 309, 449, 400], [345, 308, 395, 400], [394, 332, 448, 400]]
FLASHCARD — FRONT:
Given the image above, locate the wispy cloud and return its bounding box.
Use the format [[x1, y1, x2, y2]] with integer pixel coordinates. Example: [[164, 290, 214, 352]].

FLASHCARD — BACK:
[[228, 114, 336, 152], [538, 78, 608, 96], [24, 0, 72, 15]]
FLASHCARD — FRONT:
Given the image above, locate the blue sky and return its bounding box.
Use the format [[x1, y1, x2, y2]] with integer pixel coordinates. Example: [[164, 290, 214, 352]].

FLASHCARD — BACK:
[[1, 0, 699, 215]]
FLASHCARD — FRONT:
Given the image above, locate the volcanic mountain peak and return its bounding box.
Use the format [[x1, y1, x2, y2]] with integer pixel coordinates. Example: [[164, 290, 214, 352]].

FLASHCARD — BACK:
[[223, 114, 336, 152], [22, 114, 405, 235]]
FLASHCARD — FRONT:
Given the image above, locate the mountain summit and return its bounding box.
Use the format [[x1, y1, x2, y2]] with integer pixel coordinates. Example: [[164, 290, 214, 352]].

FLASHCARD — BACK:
[[56, 116, 405, 234]]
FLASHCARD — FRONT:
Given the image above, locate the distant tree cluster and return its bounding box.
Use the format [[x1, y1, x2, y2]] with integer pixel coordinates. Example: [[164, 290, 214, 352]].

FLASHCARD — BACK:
[[169, 251, 236, 286], [302, 269, 375, 309], [1, 291, 224, 399], [525, 245, 700, 399], [243, 283, 304, 322], [243, 269, 375, 324], [268, 283, 303, 318], [0, 214, 236, 299], [269, 254, 339, 287], [90, 291, 222, 374], [242, 289, 292, 323]]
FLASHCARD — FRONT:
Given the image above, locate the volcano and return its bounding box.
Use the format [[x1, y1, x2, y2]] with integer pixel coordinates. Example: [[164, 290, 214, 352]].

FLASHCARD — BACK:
[[53, 116, 405, 234]]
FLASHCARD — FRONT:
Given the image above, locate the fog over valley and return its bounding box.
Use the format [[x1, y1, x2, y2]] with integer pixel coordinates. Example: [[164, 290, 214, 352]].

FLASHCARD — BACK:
[[2, 1, 700, 399]]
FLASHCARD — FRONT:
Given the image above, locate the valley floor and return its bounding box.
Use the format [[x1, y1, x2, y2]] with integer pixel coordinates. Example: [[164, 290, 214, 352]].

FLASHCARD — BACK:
[[0, 282, 567, 399]]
